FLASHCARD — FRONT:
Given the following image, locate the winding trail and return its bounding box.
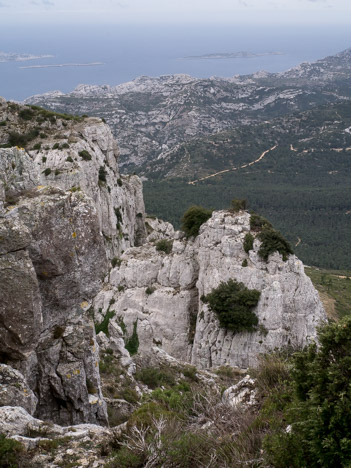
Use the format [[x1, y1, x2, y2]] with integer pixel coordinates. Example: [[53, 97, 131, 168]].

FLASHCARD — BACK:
[[188, 145, 278, 185]]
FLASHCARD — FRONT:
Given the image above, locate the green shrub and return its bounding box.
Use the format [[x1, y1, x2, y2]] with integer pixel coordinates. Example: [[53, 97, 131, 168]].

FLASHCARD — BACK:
[[29, 104, 83, 122], [0, 120, 6, 126], [155, 239, 173, 254], [181, 205, 212, 237], [127, 401, 173, 429], [264, 317, 351, 468], [182, 365, 198, 382], [8, 129, 39, 147], [98, 166, 107, 182], [145, 286, 156, 295], [32, 142, 41, 150], [125, 320, 139, 355], [114, 207, 123, 223], [252, 353, 292, 398], [258, 228, 293, 262], [117, 178, 123, 187], [202, 279, 260, 333], [0, 434, 23, 468], [53, 326, 65, 339], [66, 156, 73, 162], [43, 168, 51, 176], [242, 259, 248, 267], [162, 432, 214, 467], [42, 156, 47, 163], [79, 150, 92, 161], [106, 447, 144, 468], [117, 388, 140, 404], [52, 142, 60, 150], [8, 132, 27, 147], [243, 233, 254, 253], [135, 366, 175, 389], [151, 387, 193, 414], [61, 142, 69, 149], [111, 257, 122, 268], [40, 132, 47, 138], [230, 198, 247, 212], [95, 309, 115, 336], [19, 108, 34, 121], [250, 213, 272, 232]]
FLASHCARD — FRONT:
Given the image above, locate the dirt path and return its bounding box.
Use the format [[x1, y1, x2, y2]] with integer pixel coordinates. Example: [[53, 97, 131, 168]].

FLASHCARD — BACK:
[[188, 145, 278, 185]]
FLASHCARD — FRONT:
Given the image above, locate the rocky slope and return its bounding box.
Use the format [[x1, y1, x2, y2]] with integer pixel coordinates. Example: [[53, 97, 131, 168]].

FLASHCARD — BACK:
[[0, 98, 146, 427], [0, 98, 326, 465], [25, 48, 351, 174], [94, 211, 325, 369]]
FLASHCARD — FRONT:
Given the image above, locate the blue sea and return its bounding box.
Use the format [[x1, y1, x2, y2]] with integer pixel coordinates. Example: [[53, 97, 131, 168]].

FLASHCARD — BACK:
[[1, 23, 351, 101]]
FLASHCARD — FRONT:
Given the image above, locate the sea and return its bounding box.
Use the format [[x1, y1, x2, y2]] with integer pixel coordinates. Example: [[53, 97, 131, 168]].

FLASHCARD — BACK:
[[1, 23, 351, 101]]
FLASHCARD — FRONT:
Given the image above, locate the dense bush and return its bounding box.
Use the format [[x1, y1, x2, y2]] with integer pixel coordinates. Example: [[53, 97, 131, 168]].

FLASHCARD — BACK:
[[264, 317, 351, 468], [181, 205, 212, 237], [0, 434, 23, 467], [8, 129, 39, 147], [111, 257, 122, 268], [95, 309, 115, 336], [202, 279, 260, 333], [125, 321, 139, 355], [98, 166, 107, 182], [230, 198, 247, 212], [19, 108, 34, 121], [29, 104, 83, 122], [145, 286, 155, 295], [79, 150, 92, 161], [155, 239, 173, 254], [135, 367, 176, 389], [258, 227, 293, 261], [249, 213, 272, 232], [243, 233, 254, 253]]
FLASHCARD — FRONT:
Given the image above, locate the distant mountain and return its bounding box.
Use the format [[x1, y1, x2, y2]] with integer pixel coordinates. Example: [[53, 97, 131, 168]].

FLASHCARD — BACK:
[[25, 48, 351, 174]]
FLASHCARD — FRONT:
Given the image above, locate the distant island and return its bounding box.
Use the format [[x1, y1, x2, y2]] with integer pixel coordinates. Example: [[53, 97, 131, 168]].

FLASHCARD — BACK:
[[183, 51, 284, 60], [0, 52, 54, 63], [20, 62, 105, 69]]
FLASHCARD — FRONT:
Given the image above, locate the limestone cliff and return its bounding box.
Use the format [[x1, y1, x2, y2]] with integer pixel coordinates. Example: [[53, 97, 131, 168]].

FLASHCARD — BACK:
[[0, 99, 146, 426], [0, 98, 326, 436], [94, 211, 326, 369]]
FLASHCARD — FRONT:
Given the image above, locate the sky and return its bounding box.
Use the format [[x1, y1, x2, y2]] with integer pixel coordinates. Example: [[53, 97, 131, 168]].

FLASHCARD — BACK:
[[0, 0, 351, 25]]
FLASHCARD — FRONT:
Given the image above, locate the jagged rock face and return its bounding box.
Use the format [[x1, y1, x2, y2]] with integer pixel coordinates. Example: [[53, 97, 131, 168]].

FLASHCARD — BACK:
[[30, 117, 146, 257], [95, 211, 325, 369], [0, 147, 108, 425], [0, 365, 38, 415], [93, 237, 199, 362], [191, 211, 325, 368], [0, 100, 147, 259]]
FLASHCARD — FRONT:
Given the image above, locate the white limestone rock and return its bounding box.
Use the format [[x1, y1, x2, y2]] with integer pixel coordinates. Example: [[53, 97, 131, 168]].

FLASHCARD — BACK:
[[31, 118, 146, 258], [222, 375, 258, 408], [0, 365, 38, 415], [96, 210, 325, 370], [191, 211, 325, 369]]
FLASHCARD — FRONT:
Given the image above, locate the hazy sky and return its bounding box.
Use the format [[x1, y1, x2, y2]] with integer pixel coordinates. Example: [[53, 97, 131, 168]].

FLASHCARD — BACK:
[[1, 0, 351, 24]]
